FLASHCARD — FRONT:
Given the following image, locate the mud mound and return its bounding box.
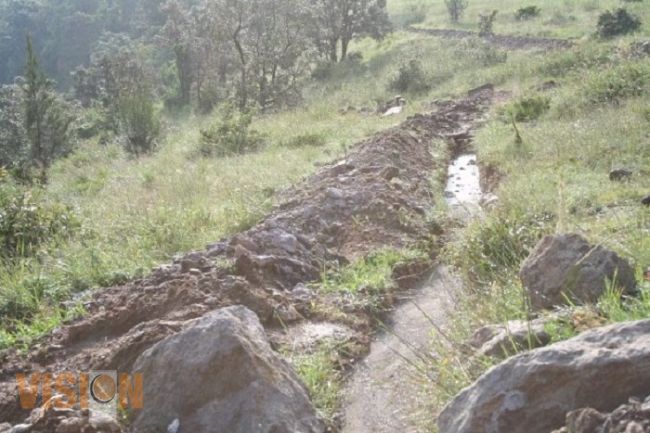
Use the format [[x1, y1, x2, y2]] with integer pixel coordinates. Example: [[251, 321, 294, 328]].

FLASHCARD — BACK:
[[408, 27, 573, 50], [0, 87, 493, 425]]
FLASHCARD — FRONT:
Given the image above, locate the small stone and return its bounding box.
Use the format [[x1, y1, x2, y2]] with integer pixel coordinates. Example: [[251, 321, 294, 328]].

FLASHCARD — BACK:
[[326, 187, 344, 200], [167, 419, 180, 433]]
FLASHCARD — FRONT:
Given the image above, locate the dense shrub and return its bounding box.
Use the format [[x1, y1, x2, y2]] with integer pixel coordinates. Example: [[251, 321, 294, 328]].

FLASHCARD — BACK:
[[515, 6, 541, 21], [117, 90, 161, 156], [504, 95, 551, 122], [597, 8, 641, 38], [585, 62, 650, 103], [478, 10, 498, 37], [0, 180, 77, 257], [445, 0, 469, 23], [312, 53, 365, 81], [198, 105, 265, 157], [388, 59, 431, 94]]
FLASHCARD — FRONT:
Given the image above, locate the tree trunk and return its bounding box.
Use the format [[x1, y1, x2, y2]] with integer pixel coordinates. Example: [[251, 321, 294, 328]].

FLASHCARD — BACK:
[[340, 36, 350, 61], [233, 25, 247, 111], [329, 38, 338, 62], [174, 45, 191, 105]]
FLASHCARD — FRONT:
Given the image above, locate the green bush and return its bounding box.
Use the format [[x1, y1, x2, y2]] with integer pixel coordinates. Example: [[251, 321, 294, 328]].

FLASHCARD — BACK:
[[515, 6, 541, 21], [283, 133, 327, 148], [117, 90, 161, 156], [585, 62, 650, 103], [388, 59, 431, 94], [198, 105, 265, 157], [597, 8, 641, 38], [0, 181, 78, 257], [504, 95, 551, 122]]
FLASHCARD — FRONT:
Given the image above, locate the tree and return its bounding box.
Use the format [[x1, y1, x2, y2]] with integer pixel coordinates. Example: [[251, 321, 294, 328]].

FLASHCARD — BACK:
[[160, 0, 194, 106], [22, 36, 74, 183], [310, 0, 392, 62], [445, 0, 468, 23]]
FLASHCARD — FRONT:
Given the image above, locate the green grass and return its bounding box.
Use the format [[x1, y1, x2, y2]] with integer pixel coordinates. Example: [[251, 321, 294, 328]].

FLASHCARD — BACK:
[[289, 345, 344, 425]]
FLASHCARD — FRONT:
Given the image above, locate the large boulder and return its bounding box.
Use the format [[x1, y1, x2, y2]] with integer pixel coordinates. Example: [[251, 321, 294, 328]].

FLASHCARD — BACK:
[[131, 306, 324, 433], [437, 320, 650, 433], [519, 234, 636, 310]]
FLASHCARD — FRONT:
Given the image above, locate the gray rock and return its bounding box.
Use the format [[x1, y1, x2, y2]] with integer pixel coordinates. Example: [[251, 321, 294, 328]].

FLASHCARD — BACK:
[[131, 306, 324, 433], [468, 317, 552, 359], [180, 252, 209, 273], [519, 234, 636, 310], [438, 320, 650, 433]]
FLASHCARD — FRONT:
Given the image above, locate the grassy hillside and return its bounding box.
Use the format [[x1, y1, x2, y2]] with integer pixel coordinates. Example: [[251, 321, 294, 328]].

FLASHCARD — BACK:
[[1, 0, 649, 366]]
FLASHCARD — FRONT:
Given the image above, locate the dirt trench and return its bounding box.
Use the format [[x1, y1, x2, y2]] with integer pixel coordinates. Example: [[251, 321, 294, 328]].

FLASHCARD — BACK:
[[407, 26, 573, 50], [0, 87, 494, 427], [341, 107, 487, 433]]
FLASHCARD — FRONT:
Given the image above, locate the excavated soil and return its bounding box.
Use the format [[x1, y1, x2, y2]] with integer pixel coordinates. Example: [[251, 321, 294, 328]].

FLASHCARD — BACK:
[[0, 87, 494, 426], [408, 27, 573, 50]]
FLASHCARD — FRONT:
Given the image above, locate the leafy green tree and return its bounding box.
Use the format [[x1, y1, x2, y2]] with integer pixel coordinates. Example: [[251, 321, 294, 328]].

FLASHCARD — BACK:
[[22, 36, 74, 183], [0, 84, 28, 170], [310, 0, 392, 62]]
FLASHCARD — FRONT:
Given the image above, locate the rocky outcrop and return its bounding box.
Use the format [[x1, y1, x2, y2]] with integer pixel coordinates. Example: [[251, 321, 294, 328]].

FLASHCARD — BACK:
[[551, 396, 650, 433], [438, 320, 650, 433], [519, 234, 636, 310], [467, 317, 552, 359], [131, 306, 324, 433]]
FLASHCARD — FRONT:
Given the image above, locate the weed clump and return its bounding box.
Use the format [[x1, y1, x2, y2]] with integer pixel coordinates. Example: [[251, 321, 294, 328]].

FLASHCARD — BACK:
[[597, 8, 641, 38], [515, 6, 541, 21], [388, 59, 431, 94], [198, 105, 265, 157], [504, 95, 551, 122], [478, 10, 498, 37], [444, 211, 552, 287]]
